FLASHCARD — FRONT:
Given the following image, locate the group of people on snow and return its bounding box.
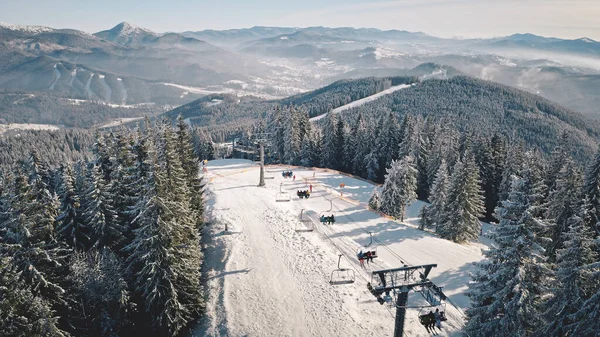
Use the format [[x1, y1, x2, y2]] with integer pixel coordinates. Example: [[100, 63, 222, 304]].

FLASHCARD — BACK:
[[320, 214, 335, 224]]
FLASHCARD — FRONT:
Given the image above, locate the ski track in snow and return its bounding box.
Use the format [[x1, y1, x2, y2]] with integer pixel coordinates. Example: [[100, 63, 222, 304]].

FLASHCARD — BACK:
[[49, 64, 61, 90], [310, 84, 413, 122], [195, 160, 491, 337], [85, 73, 95, 99], [98, 75, 112, 102], [117, 78, 127, 105], [68, 68, 77, 87]]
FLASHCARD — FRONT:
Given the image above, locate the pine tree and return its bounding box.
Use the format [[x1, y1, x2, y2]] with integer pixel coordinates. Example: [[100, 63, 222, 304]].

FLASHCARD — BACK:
[[438, 156, 484, 242], [0, 257, 66, 337], [364, 150, 379, 182], [379, 156, 417, 221], [321, 112, 337, 169], [56, 166, 89, 250], [466, 175, 551, 336], [283, 107, 300, 164], [69, 249, 130, 336], [176, 115, 204, 230], [582, 144, 600, 237], [545, 158, 583, 261], [83, 164, 122, 250], [369, 191, 381, 211], [424, 159, 449, 232], [542, 212, 598, 336]]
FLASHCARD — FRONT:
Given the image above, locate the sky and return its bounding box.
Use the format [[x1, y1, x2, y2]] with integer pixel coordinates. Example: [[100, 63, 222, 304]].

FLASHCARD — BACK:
[[1, 0, 599, 40]]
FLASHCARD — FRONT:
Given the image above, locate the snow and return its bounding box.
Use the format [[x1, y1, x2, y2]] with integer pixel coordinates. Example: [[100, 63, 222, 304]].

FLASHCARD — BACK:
[[0, 22, 54, 34], [117, 78, 123, 81], [0, 123, 60, 134], [49, 64, 61, 90], [310, 84, 414, 121], [98, 75, 112, 102], [85, 73, 95, 99], [280, 36, 289, 40], [99, 117, 144, 128], [196, 159, 492, 337]]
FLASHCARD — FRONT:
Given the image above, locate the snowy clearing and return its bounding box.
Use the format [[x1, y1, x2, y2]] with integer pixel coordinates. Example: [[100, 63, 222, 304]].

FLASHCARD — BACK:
[[310, 84, 414, 121], [99, 117, 144, 128], [0, 123, 60, 134], [195, 159, 491, 337]]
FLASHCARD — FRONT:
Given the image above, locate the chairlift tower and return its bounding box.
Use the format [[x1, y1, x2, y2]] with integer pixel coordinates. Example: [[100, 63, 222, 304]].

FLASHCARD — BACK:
[[252, 133, 270, 187], [368, 264, 446, 337]]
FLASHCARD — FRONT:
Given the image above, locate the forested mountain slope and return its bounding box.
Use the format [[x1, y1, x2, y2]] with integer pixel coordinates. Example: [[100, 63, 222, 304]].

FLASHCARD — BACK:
[[331, 76, 600, 159], [163, 76, 419, 128]]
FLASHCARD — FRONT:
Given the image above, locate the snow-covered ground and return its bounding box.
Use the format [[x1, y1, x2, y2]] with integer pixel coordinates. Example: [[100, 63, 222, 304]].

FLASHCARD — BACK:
[[310, 84, 413, 121], [195, 159, 492, 337], [0, 123, 60, 134], [99, 117, 145, 128]]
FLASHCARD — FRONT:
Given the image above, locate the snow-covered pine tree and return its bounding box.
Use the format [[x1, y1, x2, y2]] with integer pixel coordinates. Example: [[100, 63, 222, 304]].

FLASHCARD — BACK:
[[465, 175, 551, 336], [369, 190, 381, 211], [375, 113, 399, 183], [283, 106, 300, 165], [498, 140, 525, 203], [299, 136, 313, 167], [424, 159, 449, 232], [157, 120, 204, 326], [56, 165, 89, 250], [125, 164, 188, 336], [364, 150, 379, 182], [321, 112, 337, 169], [68, 248, 130, 336], [545, 132, 569, 193], [545, 158, 583, 261], [176, 115, 204, 229], [83, 163, 122, 250], [333, 118, 346, 171], [379, 156, 417, 221], [110, 128, 138, 236], [0, 257, 66, 337], [438, 156, 484, 242], [541, 211, 598, 336], [582, 144, 600, 237]]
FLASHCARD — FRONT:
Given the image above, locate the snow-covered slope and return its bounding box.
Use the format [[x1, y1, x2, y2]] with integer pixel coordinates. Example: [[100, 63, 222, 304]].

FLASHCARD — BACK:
[[310, 84, 413, 121], [195, 159, 492, 337]]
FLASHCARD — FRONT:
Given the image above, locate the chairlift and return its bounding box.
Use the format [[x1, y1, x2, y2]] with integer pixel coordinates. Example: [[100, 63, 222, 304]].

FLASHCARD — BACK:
[[329, 255, 355, 285], [275, 182, 291, 202], [296, 209, 314, 232], [361, 232, 378, 258], [417, 303, 448, 327]]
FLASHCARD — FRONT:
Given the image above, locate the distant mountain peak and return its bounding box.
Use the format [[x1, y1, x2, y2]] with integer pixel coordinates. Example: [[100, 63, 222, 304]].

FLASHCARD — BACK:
[[113, 21, 154, 34], [94, 21, 157, 45], [578, 37, 597, 43], [0, 22, 54, 34]]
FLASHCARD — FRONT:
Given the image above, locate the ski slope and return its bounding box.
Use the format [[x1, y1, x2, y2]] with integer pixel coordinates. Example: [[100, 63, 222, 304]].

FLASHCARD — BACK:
[[310, 84, 413, 122], [195, 159, 491, 337]]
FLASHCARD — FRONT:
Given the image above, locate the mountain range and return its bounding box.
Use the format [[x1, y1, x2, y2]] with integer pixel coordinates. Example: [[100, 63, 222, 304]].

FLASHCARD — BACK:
[[0, 21, 599, 126]]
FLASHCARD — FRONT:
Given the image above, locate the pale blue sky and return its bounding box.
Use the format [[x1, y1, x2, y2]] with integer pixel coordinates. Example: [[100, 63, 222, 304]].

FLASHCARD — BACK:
[[1, 0, 599, 40]]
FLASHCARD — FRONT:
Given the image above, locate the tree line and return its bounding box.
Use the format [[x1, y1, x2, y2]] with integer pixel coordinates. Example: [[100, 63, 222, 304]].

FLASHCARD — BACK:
[[0, 116, 205, 337]]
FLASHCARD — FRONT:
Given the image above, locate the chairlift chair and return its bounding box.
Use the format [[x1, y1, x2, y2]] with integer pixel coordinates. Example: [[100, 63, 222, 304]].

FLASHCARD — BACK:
[[275, 182, 291, 202], [329, 255, 355, 285], [361, 232, 378, 258], [295, 209, 314, 232]]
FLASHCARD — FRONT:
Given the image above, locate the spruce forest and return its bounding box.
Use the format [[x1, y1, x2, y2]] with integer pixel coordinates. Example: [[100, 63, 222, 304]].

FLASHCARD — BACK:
[[0, 117, 205, 337]]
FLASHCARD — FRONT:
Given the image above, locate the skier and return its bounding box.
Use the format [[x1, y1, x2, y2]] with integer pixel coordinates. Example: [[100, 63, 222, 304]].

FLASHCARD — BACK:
[[434, 309, 442, 330], [293, 175, 296, 181], [357, 250, 365, 268], [427, 311, 436, 333], [309, 184, 313, 193]]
